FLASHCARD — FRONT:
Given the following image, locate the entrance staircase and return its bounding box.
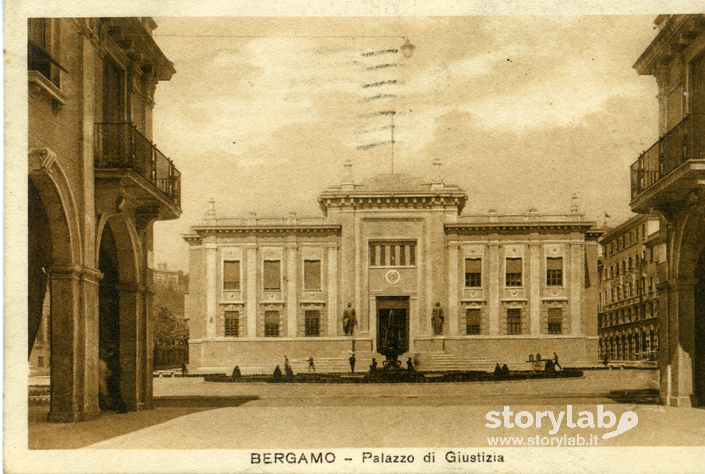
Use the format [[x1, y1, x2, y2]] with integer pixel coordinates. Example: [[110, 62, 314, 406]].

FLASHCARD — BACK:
[[414, 352, 496, 373]]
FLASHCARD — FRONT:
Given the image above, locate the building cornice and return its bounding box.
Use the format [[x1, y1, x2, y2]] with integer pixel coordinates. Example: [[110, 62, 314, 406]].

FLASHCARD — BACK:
[[189, 224, 342, 236], [445, 221, 595, 233], [633, 15, 705, 76]]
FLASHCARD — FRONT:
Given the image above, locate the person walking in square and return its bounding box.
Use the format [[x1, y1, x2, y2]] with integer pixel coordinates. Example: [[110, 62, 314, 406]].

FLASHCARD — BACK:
[[307, 356, 315, 372], [553, 352, 562, 370], [349, 353, 356, 373]]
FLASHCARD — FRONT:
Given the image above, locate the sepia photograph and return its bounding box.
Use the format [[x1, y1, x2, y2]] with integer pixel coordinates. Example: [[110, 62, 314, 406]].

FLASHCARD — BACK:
[[7, 1, 705, 472]]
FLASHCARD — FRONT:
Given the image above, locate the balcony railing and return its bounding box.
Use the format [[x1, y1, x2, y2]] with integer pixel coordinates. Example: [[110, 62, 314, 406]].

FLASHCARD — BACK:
[[95, 123, 181, 207], [631, 114, 705, 200]]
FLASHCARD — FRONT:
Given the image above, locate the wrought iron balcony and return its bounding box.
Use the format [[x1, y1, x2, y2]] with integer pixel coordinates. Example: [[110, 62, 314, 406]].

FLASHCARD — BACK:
[[95, 122, 181, 207], [630, 114, 705, 201]]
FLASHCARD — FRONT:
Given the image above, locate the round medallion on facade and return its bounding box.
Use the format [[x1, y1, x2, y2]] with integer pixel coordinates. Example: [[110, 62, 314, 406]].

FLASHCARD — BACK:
[[228, 292, 235, 299], [386, 270, 401, 284], [511, 290, 518, 297], [470, 290, 479, 297], [268, 292, 276, 300], [309, 291, 316, 298]]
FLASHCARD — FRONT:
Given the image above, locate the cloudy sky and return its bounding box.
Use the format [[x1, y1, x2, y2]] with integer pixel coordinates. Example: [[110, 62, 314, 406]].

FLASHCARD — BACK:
[[149, 16, 660, 272]]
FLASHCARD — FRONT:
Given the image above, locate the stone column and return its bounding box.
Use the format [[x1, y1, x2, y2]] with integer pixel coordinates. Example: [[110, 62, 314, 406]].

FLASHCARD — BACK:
[[529, 243, 541, 335], [570, 243, 582, 335], [286, 243, 298, 337], [204, 242, 217, 338], [327, 245, 339, 336], [670, 278, 697, 406], [48, 265, 101, 422], [488, 242, 500, 335], [246, 244, 258, 337], [354, 214, 364, 332], [448, 242, 460, 336], [81, 268, 101, 417], [117, 282, 145, 412]]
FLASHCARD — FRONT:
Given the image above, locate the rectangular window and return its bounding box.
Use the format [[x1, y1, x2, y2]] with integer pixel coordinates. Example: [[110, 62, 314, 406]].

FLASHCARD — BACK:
[[224, 311, 239, 337], [28, 18, 62, 86], [304, 260, 321, 291], [466, 308, 481, 335], [369, 241, 416, 266], [548, 308, 562, 334], [505, 258, 522, 287], [264, 311, 279, 337], [37, 356, 44, 368], [223, 260, 241, 290], [263, 260, 281, 290], [305, 310, 320, 337], [507, 308, 522, 335], [464, 258, 482, 287], [546, 257, 563, 286]]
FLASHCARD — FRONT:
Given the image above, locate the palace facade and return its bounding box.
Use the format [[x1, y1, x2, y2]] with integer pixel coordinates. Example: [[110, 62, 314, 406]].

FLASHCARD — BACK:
[[184, 167, 601, 373]]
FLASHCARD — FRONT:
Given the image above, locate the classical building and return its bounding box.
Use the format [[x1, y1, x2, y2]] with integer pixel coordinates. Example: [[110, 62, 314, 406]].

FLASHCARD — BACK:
[[184, 166, 601, 373], [28, 18, 181, 421], [629, 14, 705, 406], [597, 215, 662, 363]]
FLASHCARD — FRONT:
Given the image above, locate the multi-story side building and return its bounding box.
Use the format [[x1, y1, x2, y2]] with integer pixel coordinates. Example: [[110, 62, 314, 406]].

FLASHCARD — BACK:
[[598, 215, 662, 363], [184, 167, 602, 373], [28, 18, 181, 421], [629, 15, 705, 406]]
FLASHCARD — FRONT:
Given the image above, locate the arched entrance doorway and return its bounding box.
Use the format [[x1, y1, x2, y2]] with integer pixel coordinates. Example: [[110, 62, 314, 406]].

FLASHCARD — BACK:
[[98, 224, 127, 412], [28, 180, 51, 356], [96, 215, 145, 412]]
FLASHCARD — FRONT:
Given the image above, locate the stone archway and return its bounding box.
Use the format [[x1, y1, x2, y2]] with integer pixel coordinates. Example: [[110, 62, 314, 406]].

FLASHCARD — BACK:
[[29, 148, 103, 422], [665, 204, 705, 406], [96, 213, 146, 411]]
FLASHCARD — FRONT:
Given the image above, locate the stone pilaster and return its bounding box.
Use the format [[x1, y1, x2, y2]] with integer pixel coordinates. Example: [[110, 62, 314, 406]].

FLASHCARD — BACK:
[[488, 242, 500, 335], [327, 244, 339, 336], [286, 243, 298, 337], [570, 243, 582, 335], [246, 244, 258, 337], [529, 243, 541, 335], [204, 242, 217, 338], [448, 242, 460, 336]]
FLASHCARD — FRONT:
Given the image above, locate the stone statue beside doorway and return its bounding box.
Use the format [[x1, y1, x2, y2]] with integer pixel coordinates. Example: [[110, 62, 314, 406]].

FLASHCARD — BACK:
[[342, 302, 357, 335], [432, 302, 444, 335]]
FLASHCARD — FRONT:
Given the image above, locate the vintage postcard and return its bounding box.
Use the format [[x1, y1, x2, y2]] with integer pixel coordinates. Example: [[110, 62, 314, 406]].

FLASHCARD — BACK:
[[6, 0, 705, 473]]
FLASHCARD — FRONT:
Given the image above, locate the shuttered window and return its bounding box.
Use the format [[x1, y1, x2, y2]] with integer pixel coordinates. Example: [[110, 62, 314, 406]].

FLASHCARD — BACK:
[[305, 310, 320, 337], [223, 261, 240, 290], [507, 308, 522, 335], [466, 308, 481, 335], [548, 308, 562, 334], [224, 311, 239, 337], [264, 311, 279, 337], [546, 257, 563, 286], [264, 260, 281, 290], [506, 258, 522, 287], [304, 260, 321, 291], [465, 258, 482, 287]]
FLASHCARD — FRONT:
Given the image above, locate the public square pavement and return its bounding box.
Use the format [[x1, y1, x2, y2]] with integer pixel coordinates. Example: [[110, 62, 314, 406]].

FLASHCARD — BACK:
[[27, 369, 705, 449]]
